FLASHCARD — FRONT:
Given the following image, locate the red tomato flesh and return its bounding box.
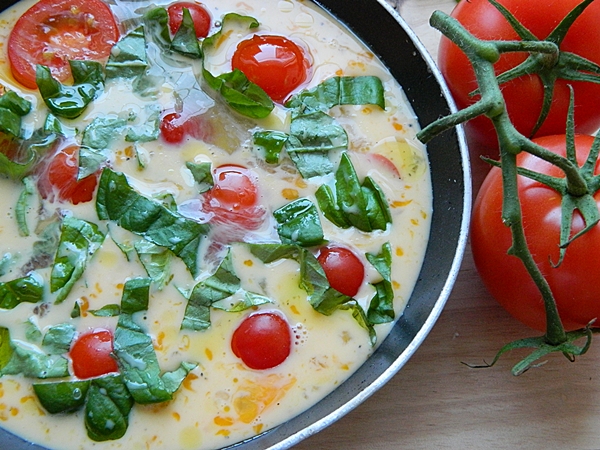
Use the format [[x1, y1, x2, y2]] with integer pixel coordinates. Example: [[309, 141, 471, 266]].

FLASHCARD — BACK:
[[232, 34, 310, 103], [70, 329, 118, 379], [471, 134, 600, 332], [317, 245, 365, 297], [8, 0, 119, 89], [231, 312, 292, 370], [167, 2, 211, 38]]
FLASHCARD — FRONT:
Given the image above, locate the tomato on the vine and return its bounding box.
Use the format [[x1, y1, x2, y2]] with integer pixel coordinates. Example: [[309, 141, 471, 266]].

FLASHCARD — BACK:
[[317, 245, 365, 297], [37, 143, 100, 205], [7, 0, 119, 90], [231, 311, 292, 370], [167, 2, 211, 38], [438, 0, 600, 152], [70, 329, 119, 379], [202, 164, 265, 230], [471, 134, 600, 332], [231, 34, 310, 103]]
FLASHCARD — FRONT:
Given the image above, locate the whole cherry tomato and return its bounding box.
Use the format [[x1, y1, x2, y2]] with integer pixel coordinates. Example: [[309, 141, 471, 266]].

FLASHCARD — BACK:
[[70, 329, 119, 379], [317, 245, 365, 297], [471, 134, 600, 332]]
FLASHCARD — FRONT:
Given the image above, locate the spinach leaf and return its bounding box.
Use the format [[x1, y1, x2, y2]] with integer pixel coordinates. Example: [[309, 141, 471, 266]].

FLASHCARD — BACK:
[[33, 380, 90, 414], [41, 323, 75, 354], [273, 198, 324, 247], [171, 7, 202, 59], [0, 273, 44, 309], [366, 242, 395, 324], [1, 344, 69, 379], [85, 375, 134, 442], [253, 130, 288, 164], [0, 328, 13, 372], [105, 26, 148, 79], [0, 91, 31, 138], [134, 240, 173, 290], [0, 130, 57, 181], [96, 168, 208, 276], [185, 161, 213, 193], [125, 104, 160, 143], [15, 176, 36, 236], [36, 61, 104, 119], [144, 6, 201, 59], [89, 304, 121, 317], [316, 153, 391, 232], [120, 277, 151, 314], [50, 216, 106, 304]]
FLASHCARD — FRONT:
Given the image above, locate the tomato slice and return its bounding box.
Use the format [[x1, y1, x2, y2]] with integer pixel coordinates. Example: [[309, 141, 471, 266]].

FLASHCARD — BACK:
[[232, 34, 310, 103], [231, 312, 292, 370], [37, 142, 100, 205], [167, 2, 211, 38], [8, 0, 119, 89], [70, 329, 119, 379], [317, 245, 365, 297]]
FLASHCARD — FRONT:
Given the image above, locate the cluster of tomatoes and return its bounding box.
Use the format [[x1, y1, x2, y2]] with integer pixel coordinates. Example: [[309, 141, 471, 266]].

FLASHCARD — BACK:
[[438, 0, 600, 332]]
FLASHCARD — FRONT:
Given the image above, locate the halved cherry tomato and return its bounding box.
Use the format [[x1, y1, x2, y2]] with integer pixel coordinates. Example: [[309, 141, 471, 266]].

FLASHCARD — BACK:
[[70, 329, 118, 379], [160, 111, 213, 144], [231, 34, 310, 103], [202, 164, 265, 229], [317, 245, 365, 297], [231, 312, 292, 370], [167, 2, 211, 38], [37, 143, 100, 205], [8, 0, 119, 90]]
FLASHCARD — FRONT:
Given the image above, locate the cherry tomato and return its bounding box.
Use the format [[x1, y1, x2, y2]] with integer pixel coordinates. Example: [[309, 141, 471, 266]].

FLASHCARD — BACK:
[[231, 312, 292, 370], [202, 164, 265, 229], [317, 245, 365, 297], [7, 0, 119, 90], [160, 111, 213, 144], [167, 2, 211, 38], [438, 0, 600, 153], [231, 34, 310, 103], [471, 134, 600, 332], [37, 143, 100, 205], [70, 329, 118, 379]]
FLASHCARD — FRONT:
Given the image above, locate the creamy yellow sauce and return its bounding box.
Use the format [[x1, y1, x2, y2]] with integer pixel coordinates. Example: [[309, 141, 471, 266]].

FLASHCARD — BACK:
[[0, 0, 432, 449]]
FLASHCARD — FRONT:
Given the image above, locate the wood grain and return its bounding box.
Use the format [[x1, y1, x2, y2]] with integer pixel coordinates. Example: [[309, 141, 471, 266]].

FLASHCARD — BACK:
[[293, 1, 600, 449]]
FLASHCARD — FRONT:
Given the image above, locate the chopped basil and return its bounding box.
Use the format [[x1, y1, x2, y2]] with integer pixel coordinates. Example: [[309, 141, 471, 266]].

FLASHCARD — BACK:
[[170, 8, 202, 59], [50, 216, 106, 304], [24, 318, 42, 343], [125, 105, 160, 143], [120, 277, 151, 314], [273, 198, 325, 247], [96, 168, 208, 276], [36, 61, 104, 120], [41, 323, 75, 355], [144, 7, 201, 59], [33, 380, 90, 414], [134, 240, 173, 290], [253, 130, 288, 164], [0, 91, 31, 138], [1, 344, 69, 379], [0, 273, 44, 310], [366, 242, 395, 324], [316, 153, 391, 232], [15, 176, 36, 237], [0, 130, 57, 181], [89, 304, 121, 317], [85, 375, 134, 442], [185, 161, 213, 193], [0, 328, 12, 372], [105, 26, 149, 79]]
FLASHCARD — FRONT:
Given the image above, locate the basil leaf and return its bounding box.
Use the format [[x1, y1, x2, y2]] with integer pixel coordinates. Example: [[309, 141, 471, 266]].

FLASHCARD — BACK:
[[85, 375, 134, 442], [120, 277, 151, 314], [50, 216, 106, 304], [2, 344, 69, 379], [134, 240, 172, 290], [0, 91, 31, 138], [212, 291, 272, 312], [0, 328, 13, 371], [125, 104, 160, 143], [82, 116, 128, 150], [202, 13, 259, 50], [41, 323, 75, 354], [36, 61, 104, 119], [144, 8, 172, 51], [33, 380, 90, 414], [171, 8, 202, 59], [181, 249, 240, 331], [366, 242, 395, 324], [0, 130, 57, 181], [0, 273, 44, 309], [185, 161, 213, 193], [16, 176, 36, 236], [89, 304, 121, 317], [96, 169, 208, 276], [160, 361, 196, 395], [273, 198, 325, 247], [253, 130, 288, 164], [246, 243, 300, 263], [25, 318, 42, 342], [316, 153, 391, 232], [341, 301, 376, 346], [105, 26, 148, 79]]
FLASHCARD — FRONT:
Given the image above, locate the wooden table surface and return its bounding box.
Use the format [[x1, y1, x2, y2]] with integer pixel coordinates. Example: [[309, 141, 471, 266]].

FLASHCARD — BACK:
[[295, 1, 600, 449]]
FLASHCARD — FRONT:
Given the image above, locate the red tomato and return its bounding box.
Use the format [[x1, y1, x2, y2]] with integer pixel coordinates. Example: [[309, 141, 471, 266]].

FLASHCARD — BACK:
[[317, 245, 365, 297], [37, 143, 100, 205], [7, 0, 119, 90], [438, 0, 600, 153], [70, 329, 118, 379], [231, 312, 292, 370], [167, 2, 211, 38], [471, 134, 600, 332], [202, 164, 265, 229], [231, 34, 310, 103], [160, 111, 213, 144]]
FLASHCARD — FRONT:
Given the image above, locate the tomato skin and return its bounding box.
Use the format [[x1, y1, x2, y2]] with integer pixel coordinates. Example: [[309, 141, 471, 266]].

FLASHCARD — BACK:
[[7, 0, 119, 90], [317, 245, 365, 297], [231, 34, 310, 103], [160, 111, 213, 144], [438, 0, 600, 153], [231, 312, 292, 370], [167, 2, 211, 38], [37, 142, 100, 205], [70, 329, 119, 379], [471, 134, 600, 332]]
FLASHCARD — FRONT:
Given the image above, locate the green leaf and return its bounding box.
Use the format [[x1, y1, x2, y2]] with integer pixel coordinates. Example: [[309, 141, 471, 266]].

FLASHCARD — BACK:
[[0, 91, 32, 138], [366, 242, 394, 324], [171, 8, 202, 59], [121, 277, 151, 314], [41, 323, 75, 354], [2, 344, 69, 378], [33, 380, 90, 414], [36, 61, 104, 119], [0, 328, 13, 371], [50, 216, 106, 304], [273, 198, 325, 247], [85, 375, 134, 442], [96, 169, 208, 276], [125, 105, 160, 143], [105, 26, 148, 79], [134, 240, 172, 290], [0, 273, 44, 309], [246, 243, 300, 263], [212, 291, 272, 312], [253, 130, 288, 164], [161, 361, 197, 394], [15, 176, 36, 237], [89, 304, 121, 317], [186, 161, 213, 193], [0, 130, 57, 181]]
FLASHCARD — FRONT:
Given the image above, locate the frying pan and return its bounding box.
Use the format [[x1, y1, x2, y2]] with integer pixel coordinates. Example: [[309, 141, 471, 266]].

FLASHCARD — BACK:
[[0, 0, 471, 448]]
